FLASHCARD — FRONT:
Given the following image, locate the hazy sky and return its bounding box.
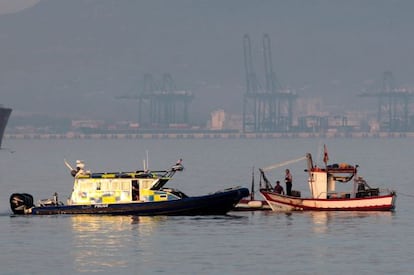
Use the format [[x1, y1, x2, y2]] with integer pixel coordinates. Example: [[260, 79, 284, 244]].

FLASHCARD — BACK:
[[0, 0, 40, 15], [1, 0, 414, 123]]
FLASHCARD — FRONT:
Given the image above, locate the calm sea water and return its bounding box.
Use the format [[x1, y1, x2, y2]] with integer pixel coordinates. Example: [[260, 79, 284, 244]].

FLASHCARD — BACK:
[[1, 138, 414, 274]]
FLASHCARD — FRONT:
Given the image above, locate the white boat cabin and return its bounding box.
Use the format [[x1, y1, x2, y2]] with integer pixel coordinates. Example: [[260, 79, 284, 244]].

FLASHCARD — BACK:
[[306, 153, 369, 199]]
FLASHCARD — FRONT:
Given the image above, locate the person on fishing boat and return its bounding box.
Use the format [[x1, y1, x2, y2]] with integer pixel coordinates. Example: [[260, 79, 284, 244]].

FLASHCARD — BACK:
[[285, 169, 292, 196], [274, 180, 284, 194], [71, 160, 88, 177], [357, 181, 366, 192], [356, 176, 370, 197]]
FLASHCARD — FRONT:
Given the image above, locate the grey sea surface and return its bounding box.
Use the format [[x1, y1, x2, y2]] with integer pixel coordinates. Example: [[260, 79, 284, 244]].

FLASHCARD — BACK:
[[1, 138, 413, 274]]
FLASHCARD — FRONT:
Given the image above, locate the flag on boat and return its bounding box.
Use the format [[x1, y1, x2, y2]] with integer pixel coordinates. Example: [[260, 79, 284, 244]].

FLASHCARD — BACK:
[[323, 144, 329, 165]]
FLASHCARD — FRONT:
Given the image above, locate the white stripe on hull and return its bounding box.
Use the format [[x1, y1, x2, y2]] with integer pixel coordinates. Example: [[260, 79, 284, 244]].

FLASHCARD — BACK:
[[263, 192, 396, 211]]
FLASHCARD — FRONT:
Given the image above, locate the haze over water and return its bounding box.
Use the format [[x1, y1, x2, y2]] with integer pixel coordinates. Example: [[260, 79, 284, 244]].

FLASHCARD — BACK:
[[2, 1, 414, 123], [1, 138, 413, 274]]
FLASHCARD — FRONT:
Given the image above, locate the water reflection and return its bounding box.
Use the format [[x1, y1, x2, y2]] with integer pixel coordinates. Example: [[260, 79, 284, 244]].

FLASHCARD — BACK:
[[70, 215, 166, 273], [309, 211, 395, 234], [309, 212, 330, 234]]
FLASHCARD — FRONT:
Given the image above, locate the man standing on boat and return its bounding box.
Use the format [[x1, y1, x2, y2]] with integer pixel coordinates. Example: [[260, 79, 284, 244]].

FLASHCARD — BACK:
[[285, 169, 292, 196]]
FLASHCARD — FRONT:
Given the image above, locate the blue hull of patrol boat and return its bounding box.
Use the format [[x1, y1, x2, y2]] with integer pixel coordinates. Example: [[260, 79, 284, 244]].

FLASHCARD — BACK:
[[14, 187, 249, 216]]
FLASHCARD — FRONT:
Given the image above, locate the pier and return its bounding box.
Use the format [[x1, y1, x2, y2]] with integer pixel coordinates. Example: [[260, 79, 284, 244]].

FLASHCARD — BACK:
[[5, 131, 414, 140]]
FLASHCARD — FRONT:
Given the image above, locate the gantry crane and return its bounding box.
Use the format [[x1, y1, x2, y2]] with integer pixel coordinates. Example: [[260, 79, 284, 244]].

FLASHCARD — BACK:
[[359, 71, 414, 132], [243, 34, 297, 133], [118, 73, 194, 128]]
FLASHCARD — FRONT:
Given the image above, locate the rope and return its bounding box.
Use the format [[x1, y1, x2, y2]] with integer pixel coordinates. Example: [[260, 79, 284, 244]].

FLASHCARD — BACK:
[[262, 156, 307, 172], [396, 192, 414, 198]]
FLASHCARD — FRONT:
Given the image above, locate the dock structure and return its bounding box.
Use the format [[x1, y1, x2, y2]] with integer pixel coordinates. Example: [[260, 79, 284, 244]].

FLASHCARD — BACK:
[[5, 131, 414, 140], [242, 34, 297, 133], [359, 71, 414, 132], [119, 73, 194, 128]]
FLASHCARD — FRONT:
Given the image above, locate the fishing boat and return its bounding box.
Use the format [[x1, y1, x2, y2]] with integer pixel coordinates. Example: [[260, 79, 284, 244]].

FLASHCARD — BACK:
[[0, 106, 12, 148], [10, 160, 249, 216], [260, 148, 397, 211]]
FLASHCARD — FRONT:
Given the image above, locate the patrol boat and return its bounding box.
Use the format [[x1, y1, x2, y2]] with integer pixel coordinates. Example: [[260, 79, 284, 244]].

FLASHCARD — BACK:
[[10, 160, 249, 216]]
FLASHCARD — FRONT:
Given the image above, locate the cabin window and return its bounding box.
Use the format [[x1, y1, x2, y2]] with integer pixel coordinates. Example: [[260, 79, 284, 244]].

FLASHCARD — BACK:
[[96, 180, 129, 192], [140, 179, 158, 189]]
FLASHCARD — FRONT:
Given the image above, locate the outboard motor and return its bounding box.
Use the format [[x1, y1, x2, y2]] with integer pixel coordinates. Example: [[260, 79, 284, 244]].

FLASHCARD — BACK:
[[10, 193, 34, 215]]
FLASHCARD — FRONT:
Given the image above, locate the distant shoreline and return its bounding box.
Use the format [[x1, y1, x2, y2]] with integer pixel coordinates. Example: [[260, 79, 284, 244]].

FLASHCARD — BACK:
[[4, 132, 414, 139]]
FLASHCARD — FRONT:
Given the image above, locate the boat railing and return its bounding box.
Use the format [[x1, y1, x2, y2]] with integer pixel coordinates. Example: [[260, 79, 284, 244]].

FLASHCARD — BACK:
[[38, 192, 64, 206], [76, 170, 175, 179]]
